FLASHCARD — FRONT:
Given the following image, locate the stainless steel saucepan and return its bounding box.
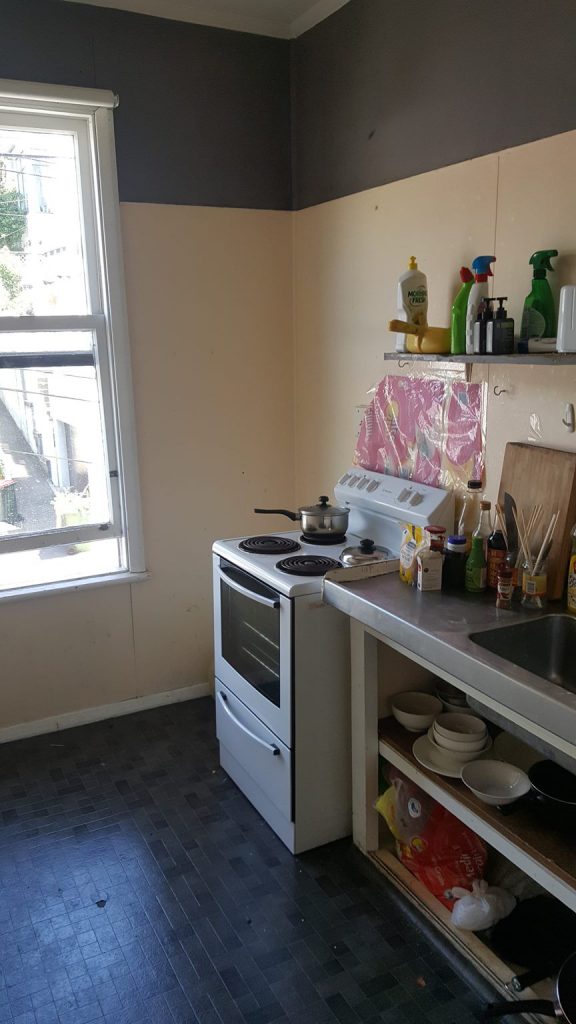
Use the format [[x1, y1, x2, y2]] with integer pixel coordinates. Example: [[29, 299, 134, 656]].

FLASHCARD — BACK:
[[254, 496, 349, 538]]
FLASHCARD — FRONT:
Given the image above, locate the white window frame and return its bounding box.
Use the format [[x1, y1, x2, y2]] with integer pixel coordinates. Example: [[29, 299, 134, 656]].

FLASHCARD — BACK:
[[0, 80, 145, 579]]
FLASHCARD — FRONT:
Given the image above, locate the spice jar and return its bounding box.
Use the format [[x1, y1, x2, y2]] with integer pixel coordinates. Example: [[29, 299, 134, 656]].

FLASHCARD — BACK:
[[425, 526, 446, 552], [521, 557, 548, 611], [496, 566, 514, 610]]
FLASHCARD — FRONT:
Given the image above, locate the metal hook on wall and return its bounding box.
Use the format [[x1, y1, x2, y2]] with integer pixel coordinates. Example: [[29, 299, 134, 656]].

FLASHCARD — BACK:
[[493, 385, 509, 397], [397, 360, 410, 368]]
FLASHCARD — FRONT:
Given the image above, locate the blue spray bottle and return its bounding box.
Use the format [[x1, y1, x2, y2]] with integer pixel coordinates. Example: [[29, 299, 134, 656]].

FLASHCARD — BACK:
[[465, 256, 496, 354]]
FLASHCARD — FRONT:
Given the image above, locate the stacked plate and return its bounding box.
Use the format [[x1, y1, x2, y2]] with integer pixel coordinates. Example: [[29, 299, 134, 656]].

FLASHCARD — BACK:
[[435, 682, 474, 714], [413, 712, 492, 778]]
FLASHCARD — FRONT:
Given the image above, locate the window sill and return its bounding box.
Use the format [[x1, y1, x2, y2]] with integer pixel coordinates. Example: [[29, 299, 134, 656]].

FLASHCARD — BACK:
[[0, 570, 150, 604]]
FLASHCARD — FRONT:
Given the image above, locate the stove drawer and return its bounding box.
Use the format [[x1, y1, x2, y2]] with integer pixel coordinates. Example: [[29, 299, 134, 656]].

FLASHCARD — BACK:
[[215, 683, 291, 820]]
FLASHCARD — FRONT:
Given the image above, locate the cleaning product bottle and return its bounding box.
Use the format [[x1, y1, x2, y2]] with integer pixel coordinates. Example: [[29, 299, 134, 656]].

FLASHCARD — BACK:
[[451, 267, 474, 355], [465, 256, 496, 354], [395, 256, 428, 353], [520, 249, 558, 340], [566, 524, 576, 615], [473, 298, 494, 355], [486, 297, 514, 355]]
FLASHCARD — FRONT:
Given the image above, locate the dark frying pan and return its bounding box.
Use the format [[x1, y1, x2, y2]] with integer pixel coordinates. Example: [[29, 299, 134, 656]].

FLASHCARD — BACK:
[[485, 950, 576, 1021], [491, 896, 576, 993]]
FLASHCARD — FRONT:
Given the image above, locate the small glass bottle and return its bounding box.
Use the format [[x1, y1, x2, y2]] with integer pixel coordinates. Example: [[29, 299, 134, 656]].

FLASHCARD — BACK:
[[425, 525, 446, 552], [521, 557, 548, 611], [465, 536, 487, 593], [457, 480, 483, 550], [473, 500, 492, 559], [487, 527, 507, 589], [496, 566, 514, 610]]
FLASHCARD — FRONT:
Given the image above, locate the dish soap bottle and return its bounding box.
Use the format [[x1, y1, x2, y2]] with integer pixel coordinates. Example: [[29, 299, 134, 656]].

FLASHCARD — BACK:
[[520, 249, 558, 340], [451, 267, 474, 355], [465, 256, 496, 354], [567, 524, 576, 615], [395, 256, 428, 353]]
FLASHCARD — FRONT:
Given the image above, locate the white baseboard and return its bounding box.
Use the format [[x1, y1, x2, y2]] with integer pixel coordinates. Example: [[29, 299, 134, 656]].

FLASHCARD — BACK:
[[0, 681, 213, 745]]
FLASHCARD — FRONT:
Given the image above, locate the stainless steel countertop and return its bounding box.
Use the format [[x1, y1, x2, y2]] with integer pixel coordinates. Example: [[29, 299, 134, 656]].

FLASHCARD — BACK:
[[323, 574, 576, 749]]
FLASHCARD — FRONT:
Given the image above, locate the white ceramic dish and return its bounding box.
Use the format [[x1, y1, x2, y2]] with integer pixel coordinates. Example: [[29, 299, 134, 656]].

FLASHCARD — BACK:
[[432, 724, 487, 753], [412, 735, 466, 778], [434, 712, 486, 741], [440, 700, 475, 715], [391, 692, 442, 732], [427, 727, 492, 763], [461, 759, 531, 806], [492, 732, 542, 773]]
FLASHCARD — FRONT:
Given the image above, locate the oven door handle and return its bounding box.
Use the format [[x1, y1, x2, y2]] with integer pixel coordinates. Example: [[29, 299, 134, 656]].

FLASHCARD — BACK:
[[218, 567, 280, 608], [217, 692, 280, 755]]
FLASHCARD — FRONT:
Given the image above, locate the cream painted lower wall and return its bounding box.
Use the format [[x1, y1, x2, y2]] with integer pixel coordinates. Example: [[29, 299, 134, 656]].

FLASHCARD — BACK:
[[293, 129, 576, 507], [0, 204, 293, 731]]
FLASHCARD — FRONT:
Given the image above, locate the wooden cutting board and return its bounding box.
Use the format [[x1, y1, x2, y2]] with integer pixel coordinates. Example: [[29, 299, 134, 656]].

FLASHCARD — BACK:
[[498, 442, 576, 600]]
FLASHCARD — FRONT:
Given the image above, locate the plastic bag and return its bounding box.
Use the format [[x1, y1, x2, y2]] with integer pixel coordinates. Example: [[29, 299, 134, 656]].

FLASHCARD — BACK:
[[451, 880, 516, 931], [375, 769, 487, 908]]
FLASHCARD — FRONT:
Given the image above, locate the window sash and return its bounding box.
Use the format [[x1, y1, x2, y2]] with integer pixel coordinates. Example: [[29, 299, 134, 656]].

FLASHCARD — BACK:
[[0, 89, 144, 576]]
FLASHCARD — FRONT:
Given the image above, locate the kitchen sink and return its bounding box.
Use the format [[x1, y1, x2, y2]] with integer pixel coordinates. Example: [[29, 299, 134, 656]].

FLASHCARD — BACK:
[[469, 614, 576, 693]]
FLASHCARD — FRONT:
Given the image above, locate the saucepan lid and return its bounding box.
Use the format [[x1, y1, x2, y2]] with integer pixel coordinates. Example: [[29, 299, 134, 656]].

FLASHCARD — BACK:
[[299, 495, 348, 516], [341, 538, 391, 566]]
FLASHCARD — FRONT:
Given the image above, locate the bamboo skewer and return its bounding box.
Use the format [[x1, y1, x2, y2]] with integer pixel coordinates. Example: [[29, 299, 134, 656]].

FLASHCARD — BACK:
[[495, 503, 508, 547], [533, 510, 559, 575]]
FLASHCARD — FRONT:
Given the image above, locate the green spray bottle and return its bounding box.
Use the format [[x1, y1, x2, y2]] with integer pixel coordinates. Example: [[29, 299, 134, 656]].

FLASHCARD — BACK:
[[520, 249, 558, 339], [451, 266, 474, 354]]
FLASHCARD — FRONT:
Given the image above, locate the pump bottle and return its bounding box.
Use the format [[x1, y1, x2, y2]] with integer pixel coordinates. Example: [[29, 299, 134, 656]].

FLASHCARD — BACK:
[[520, 250, 558, 340], [395, 256, 428, 353], [465, 256, 496, 354]]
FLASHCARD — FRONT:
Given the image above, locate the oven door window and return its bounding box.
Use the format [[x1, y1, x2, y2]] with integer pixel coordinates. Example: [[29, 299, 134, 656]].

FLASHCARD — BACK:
[[220, 566, 281, 707]]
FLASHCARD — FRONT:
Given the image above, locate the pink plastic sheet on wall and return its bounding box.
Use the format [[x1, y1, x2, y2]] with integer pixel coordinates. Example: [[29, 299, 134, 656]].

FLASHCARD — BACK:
[[355, 375, 485, 492]]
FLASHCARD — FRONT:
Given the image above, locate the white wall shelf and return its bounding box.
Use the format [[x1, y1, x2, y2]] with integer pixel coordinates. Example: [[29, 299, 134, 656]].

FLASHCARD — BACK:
[[383, 352, 576, 365]]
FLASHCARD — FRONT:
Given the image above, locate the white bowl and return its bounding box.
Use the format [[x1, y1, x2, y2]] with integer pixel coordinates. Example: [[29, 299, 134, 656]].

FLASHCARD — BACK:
[[461, 760, 531, 806], [434, 712, 487, 742], [432, 723, 487, 752], [391, 692, 442, 732], [427, 728, 492, 764], [440, 699, 475, 715]]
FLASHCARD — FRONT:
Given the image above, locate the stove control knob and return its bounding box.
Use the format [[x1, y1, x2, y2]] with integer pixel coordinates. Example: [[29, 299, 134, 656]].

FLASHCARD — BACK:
[[367, 481, 379, 492], [398, 488, 411, 502], [339, 473, 351, 484], [409, 492, 424, 506], [357, 477, 369, 489]]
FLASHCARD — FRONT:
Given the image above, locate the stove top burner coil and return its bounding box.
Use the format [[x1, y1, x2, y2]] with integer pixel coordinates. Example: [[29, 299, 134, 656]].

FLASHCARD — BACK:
[[300, 533, 347, 545], [239, 536, 301, 555], [276, 555, 342, 576]]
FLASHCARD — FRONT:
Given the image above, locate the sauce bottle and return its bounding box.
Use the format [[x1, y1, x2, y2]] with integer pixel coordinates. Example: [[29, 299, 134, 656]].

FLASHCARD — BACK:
[[465, 536, 487, 593], [473, 500, 492, 559], [487, 528, 507, 589]]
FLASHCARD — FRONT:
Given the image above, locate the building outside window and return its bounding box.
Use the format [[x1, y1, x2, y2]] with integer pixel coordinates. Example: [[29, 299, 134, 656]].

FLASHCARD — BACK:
[[0, 81, 144, 595]]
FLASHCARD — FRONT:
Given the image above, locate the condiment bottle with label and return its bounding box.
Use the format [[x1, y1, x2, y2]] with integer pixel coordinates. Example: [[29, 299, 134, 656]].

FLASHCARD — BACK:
[[458, 480, 483, 549], [417, 529, 444, 591], [487, 527, 507, 589], [496, 566, 514, 610], [465, 536, 487, 592], [442, 535, 468, 590]]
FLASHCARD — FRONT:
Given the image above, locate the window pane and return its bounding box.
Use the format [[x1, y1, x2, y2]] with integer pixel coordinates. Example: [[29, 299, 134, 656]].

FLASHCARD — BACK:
[[0, 126, 89, 315], [0, 536, 123, 591], [0, 361, 111, 538], [0, 330, 92, 354]]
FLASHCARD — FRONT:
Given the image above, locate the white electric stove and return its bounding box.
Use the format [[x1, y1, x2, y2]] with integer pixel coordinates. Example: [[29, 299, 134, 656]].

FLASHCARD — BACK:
[[212, 466, 454, 854]]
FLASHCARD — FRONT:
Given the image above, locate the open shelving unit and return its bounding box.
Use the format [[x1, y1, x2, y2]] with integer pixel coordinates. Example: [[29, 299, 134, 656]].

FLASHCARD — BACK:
[[378, 717, 576, 912]]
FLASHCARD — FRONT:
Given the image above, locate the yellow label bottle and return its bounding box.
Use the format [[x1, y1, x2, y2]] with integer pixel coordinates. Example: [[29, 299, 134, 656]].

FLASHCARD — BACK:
[[567, 524, 576, 615]]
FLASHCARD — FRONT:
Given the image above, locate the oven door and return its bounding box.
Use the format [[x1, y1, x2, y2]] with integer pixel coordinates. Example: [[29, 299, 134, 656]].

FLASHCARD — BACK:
[[213, 556, 292, 746]]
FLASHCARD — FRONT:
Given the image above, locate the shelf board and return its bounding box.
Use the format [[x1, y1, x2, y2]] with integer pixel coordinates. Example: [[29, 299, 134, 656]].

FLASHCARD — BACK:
[[370, 843, 554, 1009], [383, 352, 576, 365], [379, 717, 576, 912]]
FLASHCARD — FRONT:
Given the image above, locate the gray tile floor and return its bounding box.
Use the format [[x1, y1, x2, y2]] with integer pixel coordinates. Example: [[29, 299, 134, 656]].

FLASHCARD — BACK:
[[0, 698, 494, 1023]]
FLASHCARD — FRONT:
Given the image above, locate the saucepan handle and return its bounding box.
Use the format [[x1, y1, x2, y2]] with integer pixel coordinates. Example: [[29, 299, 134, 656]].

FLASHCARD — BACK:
[[484, 1000, 557, 1019], [254, 508, 299, 521]]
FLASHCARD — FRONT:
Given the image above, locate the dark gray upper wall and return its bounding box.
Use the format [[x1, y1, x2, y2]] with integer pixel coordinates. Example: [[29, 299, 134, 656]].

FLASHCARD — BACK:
[[0, 0, 291, 209], [291, 0, 576, 210]]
